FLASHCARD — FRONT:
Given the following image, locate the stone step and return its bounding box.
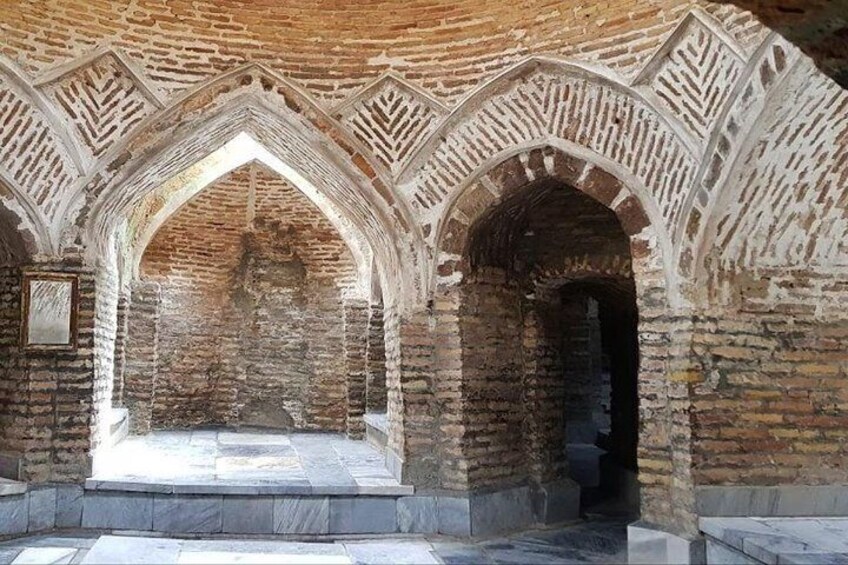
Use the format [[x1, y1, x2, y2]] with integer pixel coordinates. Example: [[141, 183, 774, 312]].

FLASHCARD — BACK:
[[1, 481, 575, 539], [79, 535, 442, 565], [364, 413, 388, 453], [0, 453, 22, 482], [0, 477, 26, 497], [109, 408, 129, 447]]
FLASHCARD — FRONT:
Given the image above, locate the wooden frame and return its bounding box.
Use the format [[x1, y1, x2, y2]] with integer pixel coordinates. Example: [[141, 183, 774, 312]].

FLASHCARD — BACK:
[[20, 272, 80, 351]]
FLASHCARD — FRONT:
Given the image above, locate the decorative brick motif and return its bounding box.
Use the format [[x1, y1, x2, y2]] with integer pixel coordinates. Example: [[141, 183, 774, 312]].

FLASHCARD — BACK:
[[400, 60, 696, 232], [710, 64, 848, 270], [677, 34, 797, 276], [635, 12, 744, 142], [0, 72, 77, 219], [336, 75, 446, 175], [40, 51, 161, 161]]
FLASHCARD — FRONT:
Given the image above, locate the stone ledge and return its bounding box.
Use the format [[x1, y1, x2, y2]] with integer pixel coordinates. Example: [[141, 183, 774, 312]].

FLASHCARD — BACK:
[[627, 520, 705, 565], [0, 478, 27, 497], [696, 486, 848, 517], [364, 412, 388, 453], [700, 517, 848, 565], [84, 478, 414, 497], [2, 482, 579, 539], [363, 412, 388, 435]]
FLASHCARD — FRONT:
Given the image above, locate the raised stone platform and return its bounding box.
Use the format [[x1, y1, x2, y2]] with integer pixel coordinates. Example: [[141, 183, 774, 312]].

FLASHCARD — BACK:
[[700, 517, 848, 564], [90, 430, 410, 496], [696, 485, 848, 517], [1, 430, 581, 540]]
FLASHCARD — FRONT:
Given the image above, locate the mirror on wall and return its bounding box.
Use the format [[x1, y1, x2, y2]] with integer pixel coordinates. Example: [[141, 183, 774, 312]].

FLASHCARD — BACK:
[[21, 273, 79, 350]]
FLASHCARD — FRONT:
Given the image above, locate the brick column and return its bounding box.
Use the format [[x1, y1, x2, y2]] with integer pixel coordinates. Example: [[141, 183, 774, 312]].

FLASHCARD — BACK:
[[343, 297, 369, 439], [520, 294, 568, 484], [123, 281, 160, 435], [384, 305, 439, 485], [635, 270, 700, 536], [365, 300, 387, 413], [111, 290, 130, 407], [433, 285, 467, 490], [0, 266, 26, 480]]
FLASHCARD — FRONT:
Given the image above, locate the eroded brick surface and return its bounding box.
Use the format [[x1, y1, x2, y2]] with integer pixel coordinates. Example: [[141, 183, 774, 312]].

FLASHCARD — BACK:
[[0, 1, 843, 541], [130, 164, 358, 431]]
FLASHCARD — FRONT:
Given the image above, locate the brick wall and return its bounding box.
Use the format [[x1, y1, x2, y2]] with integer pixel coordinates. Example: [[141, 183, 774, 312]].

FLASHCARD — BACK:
[[691, 268, 848, 486], [366, 301, 387, 413], [92, 253, 119, 453], [0, 266, 25, 473], [110, 289, 129, 407], [458, 268, 527, 489], [132, 163, 359, 432], [0, 261, 99, 483]]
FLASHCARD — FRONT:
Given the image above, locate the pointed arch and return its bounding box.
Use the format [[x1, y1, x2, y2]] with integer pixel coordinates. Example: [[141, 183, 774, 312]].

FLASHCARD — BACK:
[[127, 134, 372, 293], [395, 57, 700, 242], [0, 171, 54, 258], [432, 145, 671, 302], [673, 33, 802, 281], [59, 64, 425, 309]]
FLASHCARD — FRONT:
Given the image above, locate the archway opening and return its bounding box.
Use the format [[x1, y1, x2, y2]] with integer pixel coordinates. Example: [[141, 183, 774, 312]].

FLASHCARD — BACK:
[[555, 279, 639, 517], [134, 161, 360, 432], [460, 176, 640, 518], [94, 144, 398, 492]]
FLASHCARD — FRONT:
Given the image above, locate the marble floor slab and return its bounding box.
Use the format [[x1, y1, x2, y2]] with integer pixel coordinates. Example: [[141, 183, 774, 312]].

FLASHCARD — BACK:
[[0, 533, 100, 565], [701, 517, 848, 564], [0, 518, 630, 565], [90, 430, 405, 494]]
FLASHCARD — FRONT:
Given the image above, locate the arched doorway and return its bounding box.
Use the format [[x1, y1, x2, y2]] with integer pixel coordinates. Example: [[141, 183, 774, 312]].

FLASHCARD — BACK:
[[462, 176, 640, 517], [432, 147, 669, 534]]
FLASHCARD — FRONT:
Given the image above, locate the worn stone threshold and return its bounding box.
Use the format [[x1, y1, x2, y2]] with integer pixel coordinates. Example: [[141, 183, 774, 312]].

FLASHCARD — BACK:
[[0, 478, 27, 497], [84, 478, 413, 497], [700, 516, 848, 564]]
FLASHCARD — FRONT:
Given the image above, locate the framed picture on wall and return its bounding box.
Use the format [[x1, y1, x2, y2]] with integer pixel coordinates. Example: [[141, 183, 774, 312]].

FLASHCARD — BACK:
[[20, 273, 79, 351]]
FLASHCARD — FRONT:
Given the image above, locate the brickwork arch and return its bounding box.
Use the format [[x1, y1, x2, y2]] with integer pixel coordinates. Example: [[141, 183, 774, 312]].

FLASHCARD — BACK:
[[397, 58, 700, 244], [61, 65, 424, 308], [0, 57, 84, 254], [0, 176, 50, 262], [433, 145, 671, 301], [0, 192, 39, 266], [673, 33, 801, 282], [124, 140, 371, 295], [427, 146, 699, 533], [695, 58, 848, 282]]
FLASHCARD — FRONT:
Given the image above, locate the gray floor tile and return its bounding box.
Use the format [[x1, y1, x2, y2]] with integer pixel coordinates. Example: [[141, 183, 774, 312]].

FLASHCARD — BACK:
[[343, 541, 439, 564], [222, 496, 273, 534]]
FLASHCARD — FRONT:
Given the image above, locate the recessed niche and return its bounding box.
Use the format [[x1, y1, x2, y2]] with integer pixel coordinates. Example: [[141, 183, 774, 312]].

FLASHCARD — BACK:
[[21, 273, 79, 350]]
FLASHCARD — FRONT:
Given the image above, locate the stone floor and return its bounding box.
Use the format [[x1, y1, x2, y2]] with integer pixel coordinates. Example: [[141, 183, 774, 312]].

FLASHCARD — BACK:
[[91, 430, 407, 495], [701, 516, 848, 564], [0, 518, 629, 564]]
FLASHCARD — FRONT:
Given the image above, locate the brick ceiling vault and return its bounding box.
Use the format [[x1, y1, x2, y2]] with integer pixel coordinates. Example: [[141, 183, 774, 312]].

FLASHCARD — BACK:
[[0, 3, 843, 308]]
